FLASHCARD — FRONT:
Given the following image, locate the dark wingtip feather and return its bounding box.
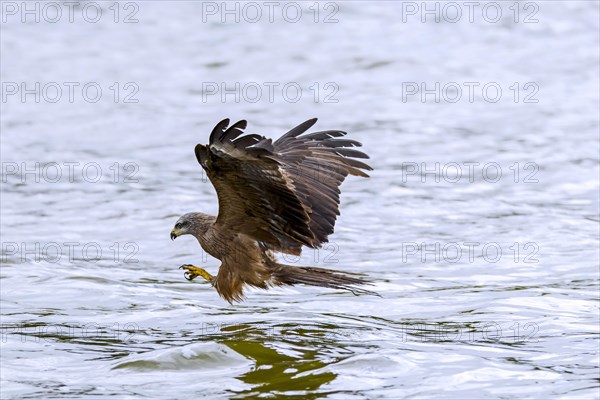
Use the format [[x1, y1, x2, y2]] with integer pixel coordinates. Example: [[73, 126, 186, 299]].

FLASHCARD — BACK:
[[220, 120, 247, 142], [275, 118, 319, 144], [304, 130, 347, 140], [209, 118, 230, 144], [334, 148, 370, 159]]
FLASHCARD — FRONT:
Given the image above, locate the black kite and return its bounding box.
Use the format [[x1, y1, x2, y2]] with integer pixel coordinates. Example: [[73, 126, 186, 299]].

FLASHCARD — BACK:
[[170, 118, 374, 302]]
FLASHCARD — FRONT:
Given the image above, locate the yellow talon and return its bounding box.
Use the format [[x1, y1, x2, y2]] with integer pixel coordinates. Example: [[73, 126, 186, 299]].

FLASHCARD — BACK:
[[179, 264, 214, 283]]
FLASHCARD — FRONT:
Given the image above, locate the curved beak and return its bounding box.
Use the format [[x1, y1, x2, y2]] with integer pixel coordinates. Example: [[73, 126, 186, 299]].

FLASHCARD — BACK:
[[170, 230, 177, 240]]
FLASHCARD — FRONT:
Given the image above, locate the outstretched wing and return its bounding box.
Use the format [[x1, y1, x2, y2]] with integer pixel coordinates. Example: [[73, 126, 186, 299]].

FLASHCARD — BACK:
[[273, 119, 372, 246], [195, 118, 372, 255]]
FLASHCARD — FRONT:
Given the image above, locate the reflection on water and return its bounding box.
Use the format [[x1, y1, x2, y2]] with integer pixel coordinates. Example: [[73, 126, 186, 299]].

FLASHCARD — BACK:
[[1, 1, 599, 399]]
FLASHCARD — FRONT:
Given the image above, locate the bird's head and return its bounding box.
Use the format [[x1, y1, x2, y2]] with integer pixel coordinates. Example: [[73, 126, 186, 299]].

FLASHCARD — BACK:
[[170, 212, 214, 240], [170, 214, 193, 240]]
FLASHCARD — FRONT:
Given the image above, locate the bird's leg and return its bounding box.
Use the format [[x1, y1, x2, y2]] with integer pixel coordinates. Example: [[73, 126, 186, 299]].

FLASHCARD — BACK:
[[179, 264, 214, 283]]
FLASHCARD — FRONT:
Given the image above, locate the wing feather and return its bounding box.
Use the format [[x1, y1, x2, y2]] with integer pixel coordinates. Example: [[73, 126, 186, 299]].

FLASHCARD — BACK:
[[208, 118, 230, 144], [275, 118, 318, 142], [220, 120, 247, 142], [196, 118, 371, 254]]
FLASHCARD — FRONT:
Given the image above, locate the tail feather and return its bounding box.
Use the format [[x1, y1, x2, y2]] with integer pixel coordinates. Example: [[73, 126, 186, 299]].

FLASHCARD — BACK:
[[271, 263, 379, 296]]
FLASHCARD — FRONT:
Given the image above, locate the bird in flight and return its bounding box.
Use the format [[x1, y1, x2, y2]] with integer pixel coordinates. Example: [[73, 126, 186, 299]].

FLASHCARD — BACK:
[[170, 118, 374, 303]]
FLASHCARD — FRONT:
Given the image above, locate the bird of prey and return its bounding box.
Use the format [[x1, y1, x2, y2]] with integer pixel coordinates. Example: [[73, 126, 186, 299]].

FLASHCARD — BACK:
[[170, 118, 374, 303]]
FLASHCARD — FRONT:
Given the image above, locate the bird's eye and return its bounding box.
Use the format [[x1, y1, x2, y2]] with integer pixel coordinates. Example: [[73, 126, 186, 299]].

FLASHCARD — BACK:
[[175, 222, 182, 229]]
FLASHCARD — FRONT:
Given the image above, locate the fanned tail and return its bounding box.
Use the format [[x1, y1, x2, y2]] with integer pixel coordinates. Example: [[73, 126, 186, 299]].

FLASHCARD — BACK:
[[271, 263, 379, 297]]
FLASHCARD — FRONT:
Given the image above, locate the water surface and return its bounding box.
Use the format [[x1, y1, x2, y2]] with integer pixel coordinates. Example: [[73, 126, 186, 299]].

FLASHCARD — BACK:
[[1, 1, 599, 398]]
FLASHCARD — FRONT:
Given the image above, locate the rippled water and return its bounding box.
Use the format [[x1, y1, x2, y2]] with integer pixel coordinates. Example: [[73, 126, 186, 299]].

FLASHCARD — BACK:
[[1, 1, 599, 399]]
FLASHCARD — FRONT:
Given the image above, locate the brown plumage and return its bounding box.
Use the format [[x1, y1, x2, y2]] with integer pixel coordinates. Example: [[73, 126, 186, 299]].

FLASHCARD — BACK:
[[170, 118, 375, 303]]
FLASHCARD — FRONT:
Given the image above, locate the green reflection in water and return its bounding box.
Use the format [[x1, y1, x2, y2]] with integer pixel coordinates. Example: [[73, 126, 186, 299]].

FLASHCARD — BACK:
[[214, 323, 346, 399]]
